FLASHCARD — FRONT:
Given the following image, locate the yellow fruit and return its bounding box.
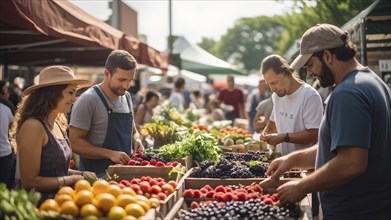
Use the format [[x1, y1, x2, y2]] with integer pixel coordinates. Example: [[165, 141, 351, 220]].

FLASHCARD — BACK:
[[149, 197, 160, 208], [40, 199, 60, 212], [75, 190, 94, 207], [121, 187, 136, 196], [60, 201, 79, 217], [57, 186, 75, 198], [116, 194, 137, 208], [92, 179, 109, 195], [107, 206, 126, 220], [95, 193, 116, 213], [134, 195, 150, 205], [84, 216, 99, 220], [80, 204, 99, 218], [125, 203, 145, 218], [107, 184, 122, 197], [137, 200, 150, 213], [54, 194, 73, 206], [122, 215, 137, 220], [74, 179, 91, 192]]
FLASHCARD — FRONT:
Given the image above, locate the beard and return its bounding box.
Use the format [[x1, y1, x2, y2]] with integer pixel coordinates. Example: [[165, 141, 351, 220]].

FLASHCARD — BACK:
[[318, 60, 335, 88], [110, 86, 126, 96]]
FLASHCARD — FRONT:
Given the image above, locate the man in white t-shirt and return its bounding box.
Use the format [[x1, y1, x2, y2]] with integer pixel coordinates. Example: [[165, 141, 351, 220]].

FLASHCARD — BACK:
[[260, 54, 323, 156]]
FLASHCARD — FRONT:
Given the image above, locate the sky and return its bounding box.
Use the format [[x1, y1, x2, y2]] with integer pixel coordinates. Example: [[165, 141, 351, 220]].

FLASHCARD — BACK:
[[70, 0, 295, 52]]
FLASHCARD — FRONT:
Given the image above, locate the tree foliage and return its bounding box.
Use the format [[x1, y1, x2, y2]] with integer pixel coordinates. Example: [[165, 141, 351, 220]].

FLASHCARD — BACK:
[[198, 0, 375, 73]]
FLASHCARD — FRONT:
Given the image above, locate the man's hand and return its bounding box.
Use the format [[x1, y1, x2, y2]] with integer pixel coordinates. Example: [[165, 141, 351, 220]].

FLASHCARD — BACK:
[[276, 180, 307, 205], [260, 132, 284, 146], [109, 151, 131, 165], [134, 139, 145, 153], [82, 171, 97, 179]]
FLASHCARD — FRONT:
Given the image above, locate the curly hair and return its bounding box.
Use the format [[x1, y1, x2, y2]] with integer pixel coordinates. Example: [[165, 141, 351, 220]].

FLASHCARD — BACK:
[[10, 85, 68, 152]]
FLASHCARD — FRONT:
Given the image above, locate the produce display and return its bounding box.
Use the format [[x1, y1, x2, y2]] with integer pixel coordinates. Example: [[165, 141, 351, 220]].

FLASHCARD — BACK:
[[175, 199, 300, 220], [0, 183, 41, 220], [190, 151, 271, 178], [126, 152, 181, 167]]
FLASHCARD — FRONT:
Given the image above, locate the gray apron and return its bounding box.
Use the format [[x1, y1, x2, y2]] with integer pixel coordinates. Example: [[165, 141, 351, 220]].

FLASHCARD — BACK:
[[79, 85, 133, 177]]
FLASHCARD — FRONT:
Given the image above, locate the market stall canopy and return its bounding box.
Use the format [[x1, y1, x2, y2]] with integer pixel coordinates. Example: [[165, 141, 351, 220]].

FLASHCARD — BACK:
[[172, 36, 244, 76], [0, 0, 168, 69]]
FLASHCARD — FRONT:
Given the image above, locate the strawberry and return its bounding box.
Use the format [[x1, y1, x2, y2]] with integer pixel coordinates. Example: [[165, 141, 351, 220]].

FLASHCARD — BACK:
[[205, 191, 215, 198], [193, 190, 201, 198], [141, 160, 149, 166], [237, 192, 247, 201], [223, 193, 234, 201], [120, 180, 131, 187], [149, 159, 157, 166], [171, 161, 179, 167], [190, 201, 200, 209], [270, 193, 279, 202], [263, 198, 274, 205], [200, 188, 208, 194], [156, 161, 165, 167], [213, 192, 225, 202], [215, 185, 226, 193], [127, 160, 136, 165], [183, 189, 194, 198], [203, 184, 213, 192]]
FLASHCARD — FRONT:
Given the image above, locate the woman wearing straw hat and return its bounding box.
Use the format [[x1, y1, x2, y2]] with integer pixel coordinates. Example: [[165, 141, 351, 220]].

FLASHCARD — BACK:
[[10, 65, 96, 204]]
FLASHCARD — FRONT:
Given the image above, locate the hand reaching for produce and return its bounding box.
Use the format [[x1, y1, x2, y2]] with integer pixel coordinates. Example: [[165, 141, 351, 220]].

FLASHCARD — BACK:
[[109, 151, 130, 165], [276, 180, 307, 205], [82, 171, 97, 179], [134, 139, 145, 153]]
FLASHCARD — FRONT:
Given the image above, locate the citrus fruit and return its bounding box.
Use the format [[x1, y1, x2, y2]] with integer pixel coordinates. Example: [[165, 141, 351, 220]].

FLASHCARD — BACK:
[[74, 190, 94, 207], [40, 199, 60, 212], [54, 194, 73, 206], [137, 200, 150, 213], [134, 195, 150, 205], [74, 179, 91, 192], [95, 193, 116, 213], [79, 204, 100, 218], [125, 203, 145, 218], [149, 197, 160, 208], [107, 206, 126, 220], [116, 194, 137, 208], [121, 187, 136, 196], [107, 184, 121, 197], [60, 201, 79, 217], [57, 186, 75, 198], [92, 179, 109, 195], [122, 215, 137, 220]]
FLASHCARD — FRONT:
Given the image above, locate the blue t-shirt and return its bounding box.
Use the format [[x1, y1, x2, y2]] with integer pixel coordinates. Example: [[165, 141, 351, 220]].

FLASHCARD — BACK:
[[316, 68, 391, 219]]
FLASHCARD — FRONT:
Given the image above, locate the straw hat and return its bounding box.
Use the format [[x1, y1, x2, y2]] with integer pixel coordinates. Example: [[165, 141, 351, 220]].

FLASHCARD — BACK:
[[23, 65, 93, 95]]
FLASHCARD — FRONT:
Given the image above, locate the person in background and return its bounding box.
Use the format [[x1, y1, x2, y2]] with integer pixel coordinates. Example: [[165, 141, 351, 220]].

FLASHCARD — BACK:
[[261, 23, 391, 219], [70, 50, 145, 177], [218, 75, 246, 122], [168, 77, 186, 111], [260, 54, 323, 156], [0, 81, 15, 189], [135, 90, 160, 131], [9, 66, 96, 204], [253, 95, 273, 134], [0, 81, 15, 115], [206, 95, 225, 122], [127, 78, 142, 114], [246, 79, 270, 133], [159, 76, 174, 100], [189, 90, 205, 109]]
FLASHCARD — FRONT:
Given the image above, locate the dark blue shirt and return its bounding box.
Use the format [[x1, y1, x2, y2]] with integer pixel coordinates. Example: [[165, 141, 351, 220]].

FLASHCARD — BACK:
[[316, 68, 391, 219]]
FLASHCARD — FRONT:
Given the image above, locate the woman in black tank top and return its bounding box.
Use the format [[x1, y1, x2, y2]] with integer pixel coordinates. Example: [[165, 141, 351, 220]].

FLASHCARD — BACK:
[[9, 66, 96, 205]]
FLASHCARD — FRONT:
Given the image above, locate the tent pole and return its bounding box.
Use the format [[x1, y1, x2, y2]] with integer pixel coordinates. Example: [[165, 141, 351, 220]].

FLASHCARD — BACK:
[[360, 19, 367, 66]]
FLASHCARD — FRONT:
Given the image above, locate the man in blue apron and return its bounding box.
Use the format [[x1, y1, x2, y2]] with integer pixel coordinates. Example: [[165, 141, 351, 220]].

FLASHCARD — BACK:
[[69, 50, 144, 177]]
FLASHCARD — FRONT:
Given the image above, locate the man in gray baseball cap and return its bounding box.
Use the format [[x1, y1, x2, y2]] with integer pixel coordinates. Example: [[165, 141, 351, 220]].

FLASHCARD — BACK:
[[261, 23, 391, 219]]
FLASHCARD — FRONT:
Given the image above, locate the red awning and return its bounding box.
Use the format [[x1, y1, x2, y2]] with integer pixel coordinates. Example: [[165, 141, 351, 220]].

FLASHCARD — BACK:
[[0, 0, 168, 70]]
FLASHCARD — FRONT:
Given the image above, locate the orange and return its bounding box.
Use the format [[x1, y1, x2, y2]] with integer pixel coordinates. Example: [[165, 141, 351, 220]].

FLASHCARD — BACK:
[[60, 201, 79, 217], [116, 194, 137, 208], [74, 179, 91, 192], [92, 179, 109, 195], [40, 199, 60, 212], [137, 200, 150, 213], [125, 203, 145, 218], [95, 193, 116, 213], [54, 194, 73, 206], [57, 186, 75, 198], [74, 190, 94, 207], [107, 206, 126, 220], [122, 216, 137, 220], [134, 195, 150, 205], [107, 184, 121, 197], [79, 204, 100, 218], [149, 197, 160, 208], [121, 187, 136, 196]]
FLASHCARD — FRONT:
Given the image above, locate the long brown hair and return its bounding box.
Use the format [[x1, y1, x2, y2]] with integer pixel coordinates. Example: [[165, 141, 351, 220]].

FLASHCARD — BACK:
[[10, 85, 68, 152]]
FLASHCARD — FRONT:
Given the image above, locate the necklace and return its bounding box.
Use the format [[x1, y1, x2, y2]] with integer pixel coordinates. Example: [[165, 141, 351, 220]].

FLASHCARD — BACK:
[[102, 91, 123, 109]]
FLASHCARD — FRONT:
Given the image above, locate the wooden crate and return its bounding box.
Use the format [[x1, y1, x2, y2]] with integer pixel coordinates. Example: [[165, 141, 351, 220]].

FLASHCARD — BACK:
[[107, 165, 182, 182]]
